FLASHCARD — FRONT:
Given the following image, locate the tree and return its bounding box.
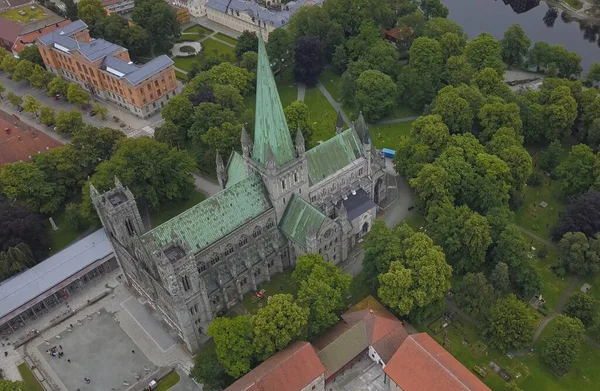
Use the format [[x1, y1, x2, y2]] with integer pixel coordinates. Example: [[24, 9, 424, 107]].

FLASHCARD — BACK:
[[47, 76, 69, 97], [433, 87, 473, 133], [470, 67, 512, 100], [553, 192, 600, 239], [427, 202, 492, 273], [378, 232, 452, 316], [54, 110, 85, 135], [155, 121, 186, 149], [64, 202, 86, 231], [252, 294, 309, 359], [587, 118, 600, 151], [585, 62, 600, 86], [18, 46, 43, 66], [284, 101, 314, 143], [77, 0, 106, 36], [92, 102, 108, 120], [540, 315, 584, 373], [0, 56, 19, 74], [500, 24, 531, 67], [539, 140, 563, 176], [63, 0, 79, 21], [446, 55, 476, 86], [240, 51, 258, 74], [493, 223, 528, 265], [483, 294, 535, 352], [355, 70, 396, 122], [187, 62, 253, 96], [464, 33, 505, 75], [32, 146, 87, 197], [558, 232, 599, 275], [86, 137, 195, 210], [28, 65, 53, 90], [545, 85, 577, 141], [131, 0, 180, 56], [556, 144, 598, 198], [294, 36, 324, 86], [213, 84, 244, 114], [189, 345, 232, 391], [188, 103, 236, 143], [71, 126, 124, 171], [0, 242, 35, 277], [0, 163, 65, 214], [478, 101, 522, 142], [424, 18, 465, 41], [202, 122, 242, 156], [266, 28, 293, 74], [121, 25, 150, 58], [293, 254, 351, 337], [39, 106, 55, 126], [66, 83, 90, 106], [564, 292, 597, 327], [439, 32, 465, 61], [234, 30, 258, 60], [162, 95, 195, 131], [98, 13, 127, 43], [6, 92, 22, 108], [0, 379, 25, 390], [491, 261, 510, 292], [551, 45, 582, 79], [402, 37, 444, 110], [362, 220, 402, 286], [0, 202, 50, 262], [421, 0, 449, 19], [410, 164, 453, 211], [454, 273, 497, 320], [528, 41, 552, 71], [21, 95, 40, 118], [207, 316, 255, 378]]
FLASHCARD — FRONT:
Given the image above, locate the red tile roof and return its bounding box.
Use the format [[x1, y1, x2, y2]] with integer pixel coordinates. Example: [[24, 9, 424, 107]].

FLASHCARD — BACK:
[[384, 333, 491, 391], [0, 18, 23, 48], [12, 19, 71, 53], [225, 341, 324, 391], [0, 114, 63, 165]]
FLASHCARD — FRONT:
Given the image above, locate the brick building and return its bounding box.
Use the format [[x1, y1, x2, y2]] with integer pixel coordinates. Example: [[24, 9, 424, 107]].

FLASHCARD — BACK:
[[36, 20, 179, 118]]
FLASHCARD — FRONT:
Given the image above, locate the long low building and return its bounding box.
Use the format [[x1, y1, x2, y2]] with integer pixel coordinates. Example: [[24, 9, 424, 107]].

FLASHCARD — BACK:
[[0, 229, 117, 336]]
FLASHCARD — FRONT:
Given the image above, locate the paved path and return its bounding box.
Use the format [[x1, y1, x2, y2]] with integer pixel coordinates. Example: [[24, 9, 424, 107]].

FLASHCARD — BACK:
[[316, 82, 352, 127], [171, 368, 201, 391], [517, 226, 558, 249], [375, 116, 420, 125], [191, 172, 221, 197], [173, 29, 235, 76], [297, 83, 306, 101], [532, 276, 580, 342]]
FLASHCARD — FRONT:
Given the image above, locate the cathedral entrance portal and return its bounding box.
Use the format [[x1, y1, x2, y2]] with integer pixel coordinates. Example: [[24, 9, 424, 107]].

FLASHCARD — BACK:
[[361, 223, 369, 235]]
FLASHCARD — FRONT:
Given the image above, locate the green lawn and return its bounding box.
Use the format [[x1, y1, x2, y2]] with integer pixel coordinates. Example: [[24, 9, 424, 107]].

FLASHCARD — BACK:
[[564, 0, 583, 10], [149, 191, 206, 227], [238, 270, 298, 315], [243, 73, 297, 118], [304, 86, 339, 147], [18, 363, 44, 391], [202, 38, 236, 63], [515, 177, 565, 240], [175, 70, 188, 81], [214, 32, 238, 46], [345, 271, 375, 307], [156, 371, 181, 391], [319, 69, 343, 102], [184, 25, 213, 35], [172, 56, 197, 72], [177, 33, 203, 42], [48, 205, 99, 255], [1, 5, 46, 23], [369, 121, 414, 150]]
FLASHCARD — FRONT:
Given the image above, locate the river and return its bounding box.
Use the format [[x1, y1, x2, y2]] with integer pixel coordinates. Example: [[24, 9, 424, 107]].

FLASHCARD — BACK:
[[441, 0, 600, 72]]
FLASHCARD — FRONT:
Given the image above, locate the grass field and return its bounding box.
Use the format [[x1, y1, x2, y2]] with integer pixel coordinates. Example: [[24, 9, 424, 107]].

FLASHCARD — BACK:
[[149, 191, 206, 227], [184, 25, 213, 35], [156, 371, 181, 391], [175, 70, 187, 81], [515, 177, 565, 240], [48, 204, 99, 255], [18, 363, 44, 391], [304, 86, 338, 147], [239, 270, 298, 315], [319, 69, 343, 102], [214, 32, 238, 46], [177, 33, 202, 42], [243, 73, 297, 116], [1, 5, 46, 23], [369, 121, 414, 150], [172, 38, 236, 71]]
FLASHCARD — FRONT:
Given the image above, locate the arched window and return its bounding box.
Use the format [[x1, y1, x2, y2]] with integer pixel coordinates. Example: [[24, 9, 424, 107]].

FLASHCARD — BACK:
[[239, 235, 248, 247], [253, 226, 262, 238], [198, 262, 206, 273], [210, 254, 219, 266], [225, 244, 234, 256], [266, 219, 274, 230]]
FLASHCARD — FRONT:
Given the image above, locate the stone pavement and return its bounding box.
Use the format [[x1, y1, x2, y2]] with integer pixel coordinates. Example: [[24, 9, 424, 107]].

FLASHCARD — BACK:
[[190, 16, 242, 40], [328, 357, 387, 391]]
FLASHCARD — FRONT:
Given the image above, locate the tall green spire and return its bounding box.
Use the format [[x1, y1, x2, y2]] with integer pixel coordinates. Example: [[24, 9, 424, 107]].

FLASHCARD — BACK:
[[252, 35, 295, 167]]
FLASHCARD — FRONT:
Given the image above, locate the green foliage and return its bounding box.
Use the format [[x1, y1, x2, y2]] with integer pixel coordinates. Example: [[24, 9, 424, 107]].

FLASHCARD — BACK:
[[433, 86, 473, 133], [187, 62, 253, 96], [207, 316, 255, 378], [131, 0, 180, 52], [6, 92, 22, 108], [39, 106, 55, 126], [47, 76, 69, 97], [19, 46, 43, 66], [12, 60, 34, 82], [54, 110, 85, 135], [421, 0, 449, 19], [154, 121, 185, 149], [585, 62, 600, 86], [252, 294, 309, 360], [490, 261, 510, 292], [66, 83, 90, 107], [28, 65, 53, 90], [500, 24, 531, 67], [293, 254, 351, 337], [0, 56, 18, 74], [355, 70, 396, 121], [401, 37, 444, 110], [464, 33, 505, 75], [564, 292, 598, 327], [77, 0, 106, 35], [240, 51, 258, 74], [284, 100, 314, 144], [556, 144, 598, 198], [92, 103, 108, 120], [478, 100, 522, 142], [362, 220, 402, 287], [162, 95, 195, 130], [540, 314, 584, 373], [558, 232, 600, 276], [235, 30, 258, 60], [201, 122, 242, 156], [0, 243, 35, 279], [0, 379, 26, 390], [483, 294, 535, 352], [22, 95, 40, 117], [189, 344, 232, 390], [446, 55, 476, 86], [539, 140, 563, 175], [64, 202, 86, 231], [454, 272, 497, 320]]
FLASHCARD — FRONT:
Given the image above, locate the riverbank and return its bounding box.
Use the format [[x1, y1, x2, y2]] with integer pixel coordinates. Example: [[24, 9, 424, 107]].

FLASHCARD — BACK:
[[548, 0, 600, 24]]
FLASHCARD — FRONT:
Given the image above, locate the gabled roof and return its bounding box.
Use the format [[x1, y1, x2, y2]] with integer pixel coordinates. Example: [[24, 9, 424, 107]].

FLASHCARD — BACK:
[[279, 194, 326, 247], [0, 123, 63, 165], [225, 151, 248, 188], [13, 19, 71, 53], [306, 128, 363, 185], [0, 18, 24, 45], [252, 36, 295, 167], [142, 173, 271, 253], [225, 341, 324, 391], [314, 321, 369, 378], [385, 333, 491, 391]]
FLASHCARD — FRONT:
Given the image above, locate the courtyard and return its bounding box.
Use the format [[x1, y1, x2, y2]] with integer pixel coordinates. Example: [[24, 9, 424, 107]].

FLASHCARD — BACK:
[[36, 308, 154, 391], [0, 5, 46, 23]]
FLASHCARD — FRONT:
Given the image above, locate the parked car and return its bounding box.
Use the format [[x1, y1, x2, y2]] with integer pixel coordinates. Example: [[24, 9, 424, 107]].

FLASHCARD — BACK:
[[53, 94, 61, 100], [89, 110, 97, 117]]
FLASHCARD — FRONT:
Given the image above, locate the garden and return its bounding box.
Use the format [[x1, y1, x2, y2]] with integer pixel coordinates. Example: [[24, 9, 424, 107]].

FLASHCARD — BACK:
[[0, 5, 46, 23]]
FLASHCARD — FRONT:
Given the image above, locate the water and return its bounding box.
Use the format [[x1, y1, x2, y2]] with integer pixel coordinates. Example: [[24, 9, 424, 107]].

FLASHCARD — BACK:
[[442, 0, 600, 72]]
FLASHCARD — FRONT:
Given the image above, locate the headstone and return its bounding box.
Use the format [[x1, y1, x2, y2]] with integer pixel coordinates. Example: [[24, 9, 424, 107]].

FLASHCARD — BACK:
[[49, 217, 58, 231], [539, 201, 548, 208]]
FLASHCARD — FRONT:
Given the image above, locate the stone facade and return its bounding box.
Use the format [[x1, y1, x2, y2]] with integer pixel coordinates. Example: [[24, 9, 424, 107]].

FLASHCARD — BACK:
[[92, 38, 388, 353]]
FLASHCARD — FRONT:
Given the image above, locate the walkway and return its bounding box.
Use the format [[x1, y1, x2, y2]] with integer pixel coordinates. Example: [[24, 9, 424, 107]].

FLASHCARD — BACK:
[[375, 116, 420, 125], [316, 81, 352, 127], [518, 226, 558, 249], [173, 28, 237, 76], [532, 276, 580, 342], [191, 172, 220, 196]]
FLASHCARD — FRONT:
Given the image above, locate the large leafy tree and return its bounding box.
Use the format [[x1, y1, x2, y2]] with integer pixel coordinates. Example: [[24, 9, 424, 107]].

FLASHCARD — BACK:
[[564, 292, 597, 327], [0, 163, 65, 214], [207, 316, 255, 378], [63, 0, 79, 21], [553, 191, 600, 239], [66, 83, 90, 107], [556, 144, 598, 198], [421, 0, 449, 19], [70, 126, 124, 171], [491, 261, 510, 292], [355, 70, 396, 122], [292, 254, 351, 337], [77, 0, 106, 36], [189, 345, 232, 390], [401, 37, 444, 110], [294, 36, 324, 86], [234, 31, 258, 60], [0, 379, 25, 390], [483, 294, 535, 352], [252, 294, 309, 360], [12, 60, 33, 82], [493, 224, 528, 269], [202, 122, 242, 156], [32, 146, 87, 197], [464, 33, 505, 75], [500, 24, 531, 67], [454, 272, 497, 320], [540, 315, 584, 373], [478, 100, 522, 142], [362, 220, 402, 287], [539, 140, 563, 176], [186, 62, 253, 96], [433, 86, 473, 134], [558, 232, 600, 276], [0, 243, 35, 279], [131, 0, 180, 55], [284, 101, 314, 143], [18, 46, 43, 65], [28, 65, 53, 90], [54, 110, 85, 135], [155, 121, 186, 149], [47, 76, 69, 97], [0, 202, 50, 262], [161, 95, 195, 131]]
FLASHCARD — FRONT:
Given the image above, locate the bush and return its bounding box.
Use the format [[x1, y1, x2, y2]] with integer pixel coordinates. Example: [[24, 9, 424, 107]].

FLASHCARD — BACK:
[[65, 203, 86, 231]]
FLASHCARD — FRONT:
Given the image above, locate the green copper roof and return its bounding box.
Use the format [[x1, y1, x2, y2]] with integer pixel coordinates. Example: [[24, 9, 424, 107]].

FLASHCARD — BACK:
[[143, 173, 271, 252], [226, 152, 248, 188], [252, 36, 295, 167], [306, 128, 363, 185], [279, 194, 326, 247]]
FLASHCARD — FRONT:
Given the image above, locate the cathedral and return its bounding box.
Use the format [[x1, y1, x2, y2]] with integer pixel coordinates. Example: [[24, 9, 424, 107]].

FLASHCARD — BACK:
[[92, 38, 388, 353]]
